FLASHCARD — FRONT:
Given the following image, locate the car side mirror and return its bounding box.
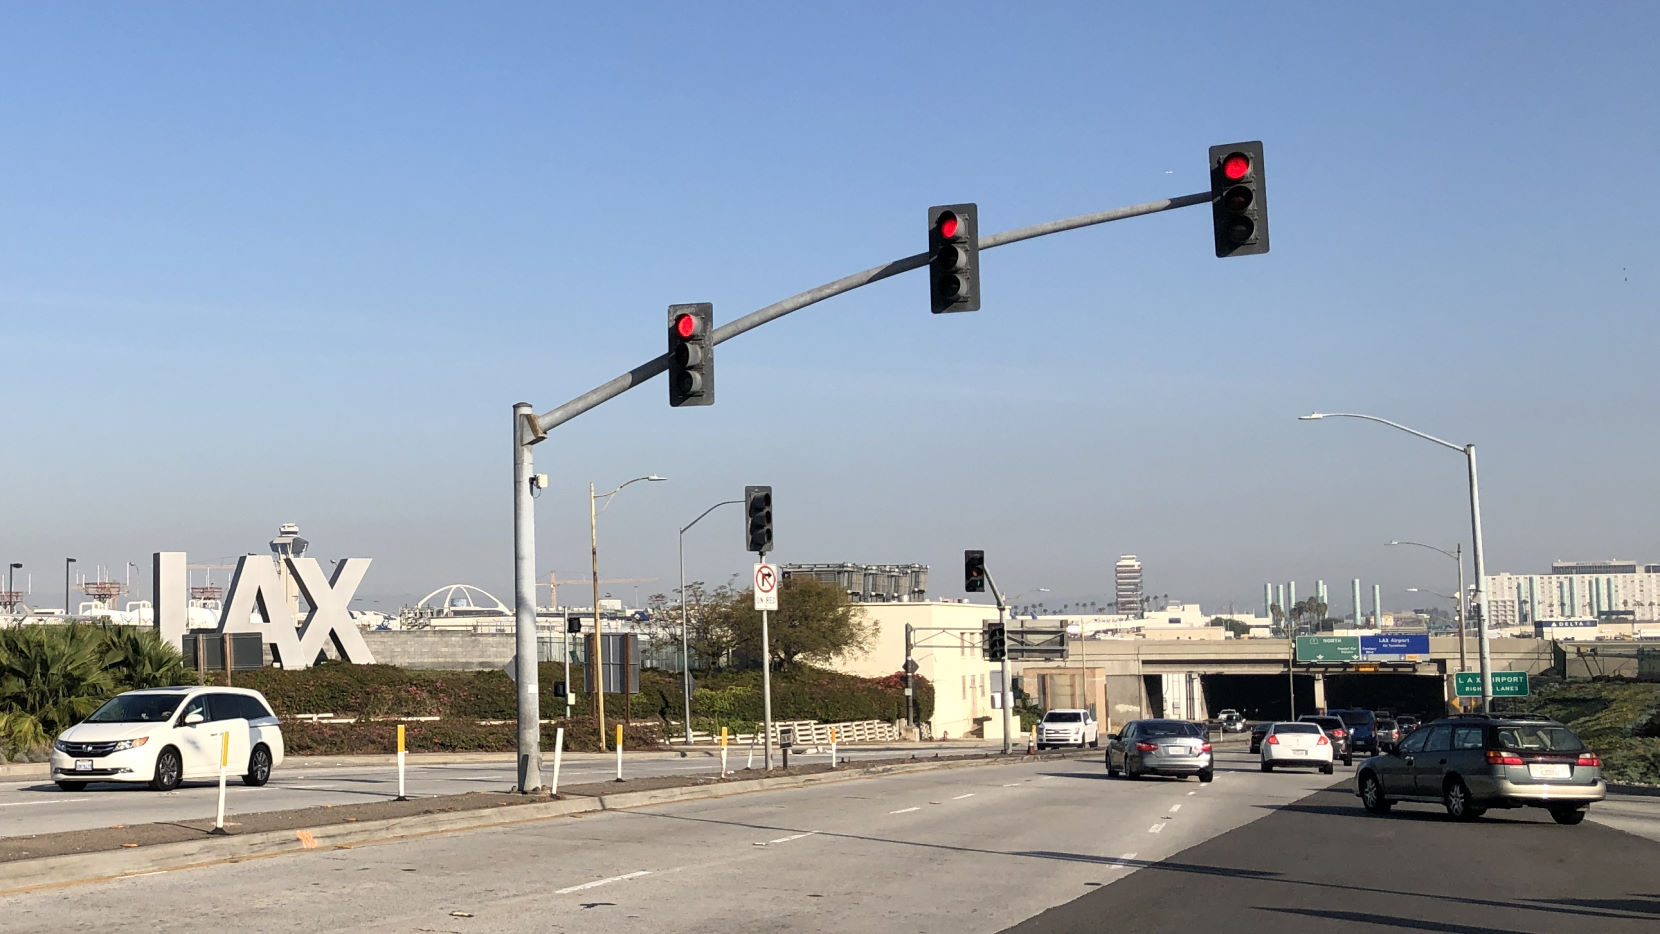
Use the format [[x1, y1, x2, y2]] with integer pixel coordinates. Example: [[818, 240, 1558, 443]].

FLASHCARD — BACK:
[[1108, 733, 1120, 742], [184, 712, 205, 725]]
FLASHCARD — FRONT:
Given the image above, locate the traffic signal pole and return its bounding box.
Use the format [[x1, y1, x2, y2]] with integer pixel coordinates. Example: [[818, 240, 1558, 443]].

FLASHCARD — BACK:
[[981, 570, 1014, 756], [508, 185, 1223, 792]]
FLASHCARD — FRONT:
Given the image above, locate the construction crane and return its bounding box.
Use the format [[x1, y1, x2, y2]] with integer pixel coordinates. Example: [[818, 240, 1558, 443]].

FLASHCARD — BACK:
[[537, 572, 659, 609]]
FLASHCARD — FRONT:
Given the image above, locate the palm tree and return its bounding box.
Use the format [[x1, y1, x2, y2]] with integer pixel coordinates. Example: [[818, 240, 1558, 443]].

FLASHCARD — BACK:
[[0, 624, 115, 754]]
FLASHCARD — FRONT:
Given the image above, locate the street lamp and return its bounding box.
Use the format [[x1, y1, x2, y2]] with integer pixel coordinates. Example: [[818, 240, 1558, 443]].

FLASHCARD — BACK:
[[64, 557, 77, 619], [590, 474, 667, 750], [1389, 540, 1467, 677], [678, 498, 742, 745], [1300, 412, 1494, 711]]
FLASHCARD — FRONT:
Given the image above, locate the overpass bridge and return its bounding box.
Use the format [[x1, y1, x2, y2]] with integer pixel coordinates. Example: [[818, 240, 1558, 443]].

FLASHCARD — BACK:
[[1016, 636, 1555, 730]]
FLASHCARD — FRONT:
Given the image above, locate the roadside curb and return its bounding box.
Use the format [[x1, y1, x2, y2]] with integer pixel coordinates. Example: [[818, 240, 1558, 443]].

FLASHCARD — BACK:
[[1607, 783, 1660, 798], [0, 750, 1080, 894]]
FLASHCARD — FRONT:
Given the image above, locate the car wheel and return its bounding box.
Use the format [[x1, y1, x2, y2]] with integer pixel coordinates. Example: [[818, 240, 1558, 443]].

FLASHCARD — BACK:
[[1359, 774, 1393, 814], [1126, 757, 1141, 780], [1198, 769, 1214, 784], [55, 781, 88, 792], [1249, 743, 1260, 754], [1321, 763, 1334, 775], [150, 747, 183, 792], [1443, 779, 1480, 821], [243, 744, 273, 787], [1260, 760, 1273, 772], [1549, 805, 1588, 825], [1343, 754, 1353, 767], [1106, 755, 1119, 777], [1089, 737, 1099, 749]]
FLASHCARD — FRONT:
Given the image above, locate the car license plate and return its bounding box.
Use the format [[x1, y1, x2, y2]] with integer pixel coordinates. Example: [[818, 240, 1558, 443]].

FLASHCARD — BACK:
[[1529, 763, 1570, 780], [1292, 749, 1307, 756], [1164, 746, 1188, 755], [75, 760, 93, 772]]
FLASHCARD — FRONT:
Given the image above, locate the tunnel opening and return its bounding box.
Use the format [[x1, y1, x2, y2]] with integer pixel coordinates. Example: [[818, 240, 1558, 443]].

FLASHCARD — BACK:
[[1198, 673, 1317, 722], [1322, 673, 1449, 720]]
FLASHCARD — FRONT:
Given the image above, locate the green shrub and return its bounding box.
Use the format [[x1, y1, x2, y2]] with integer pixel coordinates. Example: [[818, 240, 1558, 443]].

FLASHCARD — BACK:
[[282, 717, 662, 755]]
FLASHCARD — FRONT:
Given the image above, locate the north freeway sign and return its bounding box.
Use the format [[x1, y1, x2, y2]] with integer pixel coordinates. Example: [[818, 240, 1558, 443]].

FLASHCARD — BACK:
[[1295, 633, 1431, 664]]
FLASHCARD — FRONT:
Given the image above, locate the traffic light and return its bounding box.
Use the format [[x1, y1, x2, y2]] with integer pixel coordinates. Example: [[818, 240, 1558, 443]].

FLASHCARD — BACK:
[[965, 549, 986, 592], [566, 617, 582, 634], [668, 303, 714, 406], [744, 485, 773, 554], [984, 621, 1006, 662], [1209, 142, 1269, 257], [928, 203, 980, 313]]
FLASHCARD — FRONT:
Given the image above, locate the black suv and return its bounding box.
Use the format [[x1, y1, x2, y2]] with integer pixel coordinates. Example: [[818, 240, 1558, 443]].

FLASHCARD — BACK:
[[1298, 715, 1354, 765], [1355, 713, 1606, 823]]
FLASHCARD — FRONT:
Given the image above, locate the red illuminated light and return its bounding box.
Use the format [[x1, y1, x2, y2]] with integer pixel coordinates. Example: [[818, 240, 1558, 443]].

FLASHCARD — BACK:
[[937, 212, 960, 238], [1222, 152, 1251, 181], [674, 313, 699, 340]]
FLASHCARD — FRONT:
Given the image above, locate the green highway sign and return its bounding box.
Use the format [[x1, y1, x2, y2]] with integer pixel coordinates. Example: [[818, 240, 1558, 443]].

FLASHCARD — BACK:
[[1295, 635, 1360, 662], [1455, 671, 1530, 697]]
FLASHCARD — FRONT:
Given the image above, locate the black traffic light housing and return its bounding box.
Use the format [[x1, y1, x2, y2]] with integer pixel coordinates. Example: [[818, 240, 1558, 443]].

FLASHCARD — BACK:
[[668, 302, 715, 406], [983, 621, 1007, 661], [964, 549, 986, 592], [744, 485, 773, 554], [928, 203, 981, 313], [1209, 142, 1269, 257]]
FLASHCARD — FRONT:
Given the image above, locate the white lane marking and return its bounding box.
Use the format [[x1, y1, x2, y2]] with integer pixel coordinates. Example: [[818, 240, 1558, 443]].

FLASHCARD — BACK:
[[0, 799, 89, 807], [889, 807, 920, 814], [283, 785, 343, 791], [1187, 791, 1197, 796], [555, 870, 651, 895], [1147, 824, 1164, 834], [1169, 804, 1182, 813], [1002, 783, 1021, 787], [952, 793, 975, 800], [766, 831, 819, 844]]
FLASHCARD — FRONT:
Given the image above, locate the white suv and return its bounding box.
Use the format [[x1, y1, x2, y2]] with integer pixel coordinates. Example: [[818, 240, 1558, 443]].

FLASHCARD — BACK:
[[51, 686, 285, 792], [1037, 709, 1099, 749]]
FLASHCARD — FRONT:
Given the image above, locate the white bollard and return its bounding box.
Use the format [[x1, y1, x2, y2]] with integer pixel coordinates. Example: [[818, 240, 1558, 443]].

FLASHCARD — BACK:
[[212, 730, 230, 835], [831, 727, 838, 768], [615, 724, 624, 781], [721, 727, 729, 777], [396, 724, 408, 801], [551, 727, 565, 796]]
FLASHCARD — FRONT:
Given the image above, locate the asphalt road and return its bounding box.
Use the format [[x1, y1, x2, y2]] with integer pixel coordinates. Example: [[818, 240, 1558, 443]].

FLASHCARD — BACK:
[[1004, 784, 1660, 933], [0, 743, 981, 838], [0, 748, 1339, 932]]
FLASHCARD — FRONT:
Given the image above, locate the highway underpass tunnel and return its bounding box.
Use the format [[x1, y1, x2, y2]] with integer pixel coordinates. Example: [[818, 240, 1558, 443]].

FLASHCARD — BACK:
[[1322, 673, 1448, 720], [1197, 674, 1317, 721]]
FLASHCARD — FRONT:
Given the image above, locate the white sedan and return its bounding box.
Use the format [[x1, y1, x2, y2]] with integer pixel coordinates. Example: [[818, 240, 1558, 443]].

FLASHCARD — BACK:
[[1260, 721, 1335, 774]]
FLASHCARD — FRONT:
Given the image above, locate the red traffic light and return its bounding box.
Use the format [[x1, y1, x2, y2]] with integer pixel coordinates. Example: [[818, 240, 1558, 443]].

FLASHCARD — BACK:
[[1221, 152, 1251, 181], [935, 211, 960, 239], [674, 312, 700, 340]]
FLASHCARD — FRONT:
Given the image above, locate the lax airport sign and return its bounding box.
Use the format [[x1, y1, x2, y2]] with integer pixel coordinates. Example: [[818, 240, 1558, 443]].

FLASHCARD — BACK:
[[152, 551, 375, 669], [1295, 633, 1430, 664]]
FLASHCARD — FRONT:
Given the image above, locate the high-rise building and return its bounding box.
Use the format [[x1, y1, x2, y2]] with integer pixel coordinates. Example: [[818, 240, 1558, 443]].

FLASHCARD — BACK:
[[1115, 555, 1144, 619], [1485, 559, 1660, 626]]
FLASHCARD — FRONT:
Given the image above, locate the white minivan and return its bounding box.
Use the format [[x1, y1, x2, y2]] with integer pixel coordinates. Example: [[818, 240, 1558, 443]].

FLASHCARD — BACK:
[[51, 686, 285, 791]]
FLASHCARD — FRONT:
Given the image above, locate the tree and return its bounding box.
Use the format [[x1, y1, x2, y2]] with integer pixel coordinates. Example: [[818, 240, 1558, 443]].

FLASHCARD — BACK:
[[1209, 616, 1251, 637], [0, 624, 116, 755], [646, 579, 747, 672], [729, 575, 873, 669]]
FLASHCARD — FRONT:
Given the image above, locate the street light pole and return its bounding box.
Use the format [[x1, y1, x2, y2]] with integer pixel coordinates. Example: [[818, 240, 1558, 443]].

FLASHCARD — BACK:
[[590, 474, 667, 751], [1302, 413, 1494, 712], [1389, 540, 1467, 676], [64, 557, 76, 620], [678, 499, 741, 745]]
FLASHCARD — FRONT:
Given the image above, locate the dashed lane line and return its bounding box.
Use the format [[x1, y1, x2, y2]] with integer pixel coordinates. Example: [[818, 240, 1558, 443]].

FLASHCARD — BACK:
[[1147, 824, 1165, 834], [952, 793, 975, 800], [555, 870, 651, 895], [889, 807, 921, 814]]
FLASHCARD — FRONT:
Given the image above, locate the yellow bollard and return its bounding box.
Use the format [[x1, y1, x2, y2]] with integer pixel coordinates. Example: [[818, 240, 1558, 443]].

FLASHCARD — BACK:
[[720, 727, 729, 776], [212, 730, 231, 834], [615, 724, 624, 781], [396, 724, 408, 801]]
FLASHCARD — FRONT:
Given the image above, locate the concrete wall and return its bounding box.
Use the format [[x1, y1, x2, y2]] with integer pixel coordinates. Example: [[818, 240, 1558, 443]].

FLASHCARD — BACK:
[[362, 631, 514, 670]]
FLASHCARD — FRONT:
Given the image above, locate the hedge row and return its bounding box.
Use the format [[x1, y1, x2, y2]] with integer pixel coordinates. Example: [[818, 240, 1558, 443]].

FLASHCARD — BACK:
[[282, 717, 663, 756], [205, 663, 932, 734]]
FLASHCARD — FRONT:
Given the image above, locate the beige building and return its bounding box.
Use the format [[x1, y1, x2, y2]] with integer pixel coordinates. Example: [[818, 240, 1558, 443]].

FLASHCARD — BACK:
[[830, 601, 1017, 742]]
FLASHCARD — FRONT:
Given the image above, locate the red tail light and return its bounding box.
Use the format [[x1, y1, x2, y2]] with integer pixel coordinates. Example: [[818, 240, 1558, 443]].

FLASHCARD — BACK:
[[1576, 753, 1601, 767], [1136, 742, 1158, 752], [1486, 750, 1524, 766], [1266, 735, 1279, 745], [1200, 743, 1213, 753], [1316, 735, 1329, 746], [1332, 729, 1347, 737]]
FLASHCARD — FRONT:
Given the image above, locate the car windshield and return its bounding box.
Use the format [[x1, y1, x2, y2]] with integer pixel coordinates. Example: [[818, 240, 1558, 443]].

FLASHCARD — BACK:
[[1276, 723, 1321, 734], [1043, 712, 1083, 723], [1495, 724, 1585, 752], [1142, 721, 1202, 738], [85, 693, 183, 724]]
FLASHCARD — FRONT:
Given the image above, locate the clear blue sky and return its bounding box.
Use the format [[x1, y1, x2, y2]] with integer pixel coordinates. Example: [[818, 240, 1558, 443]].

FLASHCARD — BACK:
[[4, 3, 1657, 617]]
